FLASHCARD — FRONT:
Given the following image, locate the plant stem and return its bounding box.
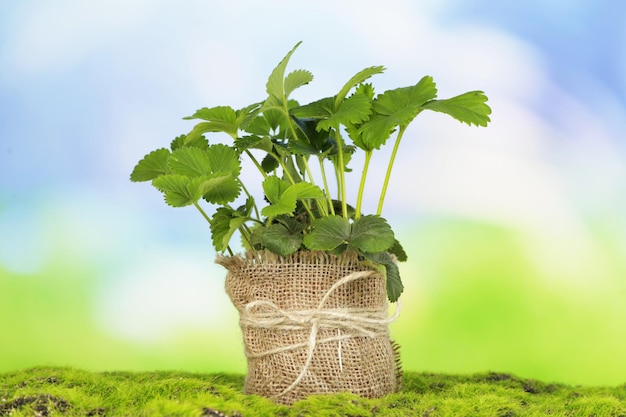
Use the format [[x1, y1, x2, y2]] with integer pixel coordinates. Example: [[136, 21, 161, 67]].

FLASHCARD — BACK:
[[377, 125, 407, 216], [300, 156, 315, 186], [239, 224, 253, 250], [278, 157, 297, 184], [300, 156, 327, 217], [333, 129, 348, 218], [245, 150, 267, 179], [280, 104, 321, 220], [318, 156, 335, 215], [194, 201, 213, 226], [355, 150, 373, 219]]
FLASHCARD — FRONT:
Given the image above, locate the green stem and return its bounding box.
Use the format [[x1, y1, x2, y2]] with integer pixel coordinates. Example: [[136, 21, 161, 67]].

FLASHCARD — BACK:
[[283, 105, 301, 145], [281, 101, 320, 220], [239, 224, 253, 250], [278, 157, 297, 184], [334, 129, 348, 218], [193, 201, 213, 226], [264, 151, 301, 185], [300, 156, 315, 186], [300, 156, 327, 217], [318, 156, 334, 215], [355, 150, 373, 219], [377, 125, 407, 216], [245, 150, 267, 179]]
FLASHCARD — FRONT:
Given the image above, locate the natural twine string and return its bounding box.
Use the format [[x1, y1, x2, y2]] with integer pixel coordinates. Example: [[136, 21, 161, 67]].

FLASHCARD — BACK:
[[239, 270, 401, 399]]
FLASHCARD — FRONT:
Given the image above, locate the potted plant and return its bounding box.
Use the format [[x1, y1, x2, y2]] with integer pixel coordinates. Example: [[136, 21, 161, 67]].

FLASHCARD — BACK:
[[130, 42, 491, 404]]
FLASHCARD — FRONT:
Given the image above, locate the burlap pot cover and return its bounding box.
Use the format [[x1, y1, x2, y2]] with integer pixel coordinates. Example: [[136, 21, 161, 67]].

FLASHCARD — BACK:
[[216, 250, 401, 404]]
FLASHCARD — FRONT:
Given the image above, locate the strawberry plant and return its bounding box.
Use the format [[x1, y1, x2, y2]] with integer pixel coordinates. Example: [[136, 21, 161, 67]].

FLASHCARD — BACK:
[[131, 42, 491, 302]]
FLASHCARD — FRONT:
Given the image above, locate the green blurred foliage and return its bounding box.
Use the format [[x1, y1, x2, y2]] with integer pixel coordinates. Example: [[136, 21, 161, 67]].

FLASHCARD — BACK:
[[394, 218, 626, 386], [0, 265, 244, 374], [1, 218, 625, 386]]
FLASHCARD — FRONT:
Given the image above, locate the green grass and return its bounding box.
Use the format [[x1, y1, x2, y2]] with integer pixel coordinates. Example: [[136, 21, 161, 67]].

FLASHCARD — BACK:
[[1, 367, 625, 416]]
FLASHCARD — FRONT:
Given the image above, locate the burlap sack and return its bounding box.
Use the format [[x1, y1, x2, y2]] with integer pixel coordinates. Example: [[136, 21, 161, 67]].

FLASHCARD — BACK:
[[216, 250, 401, 404]]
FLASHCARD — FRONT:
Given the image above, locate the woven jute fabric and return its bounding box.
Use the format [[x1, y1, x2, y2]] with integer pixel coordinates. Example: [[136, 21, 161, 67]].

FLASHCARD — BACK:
[[216, 250, 400, 405]]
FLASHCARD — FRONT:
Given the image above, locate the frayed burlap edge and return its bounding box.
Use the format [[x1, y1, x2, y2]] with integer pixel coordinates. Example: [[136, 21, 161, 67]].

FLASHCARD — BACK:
[[216, 249, 367, 271]]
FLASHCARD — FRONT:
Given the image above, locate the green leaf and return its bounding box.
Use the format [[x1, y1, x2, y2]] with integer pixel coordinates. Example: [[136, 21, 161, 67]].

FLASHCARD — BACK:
[[168, 147, 212, 177], [260, 179, 323, 218], [328, 144, 356, 173], [349, 215, 394, 253], [289, 182, 325, 199], [284, 69, 313, 98], [288, 139, 317, 156], [243, 115, 272, 136], [262, 223, 303, 256], [261, 176, 295, 217], [422, 91, 491, 127], [330, 200, 356, 220], [362, 251, 404, 302], [151, 174, 200, 207], [236, 102, 263, 130], [169, 145, 241, 181], [199, 175, 241, 205], [183, 106, 239, 139], [385, 261, 404, 302], [235, 135, 274, 153], [290, 96, 335, 119], [355, 117, 395, 150], [346, 124, 366, 151], [261, 199, 296, 218], [359, 76, 438, 149], [388, 239, 408, 262], [266, 41, 302, 101], [290, 117, 334, 153], [210, 207, 248, 252], [261, 153, 280, 173], [237, 196, 256, 217], [355, 82, 375, 100], [210, 208, 232, 251], [170, 135, 185, 151], [303, 215, 351, 250], [262, 176, 292, 205], [374, 76, 437, 116], [263, 108, 289, 133], [170, 134, 208, 151], [334, 66, 385, 110], [282, 156, 302, 184], [185, 122, 226, 144], [228, 217, 249, 244], [130, 148, 171, 182], [292, 92, 372, 132], [317, 92, 372, 131], [304, 215, 394, 252], [184, 105, 237, 122], [206, 144, 241, 176]]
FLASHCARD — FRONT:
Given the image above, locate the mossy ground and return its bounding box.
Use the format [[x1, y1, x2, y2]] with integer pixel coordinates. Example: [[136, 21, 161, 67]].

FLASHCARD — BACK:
[[1, 367, 625, 416]]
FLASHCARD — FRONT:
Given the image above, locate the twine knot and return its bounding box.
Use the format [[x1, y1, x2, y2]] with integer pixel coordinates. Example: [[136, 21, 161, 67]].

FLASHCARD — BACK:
[[239, 270, 401, 398]]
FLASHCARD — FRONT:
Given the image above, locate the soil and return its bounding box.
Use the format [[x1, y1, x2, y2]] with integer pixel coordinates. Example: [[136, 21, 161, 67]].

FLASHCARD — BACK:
[[0, 394, 71, 416]]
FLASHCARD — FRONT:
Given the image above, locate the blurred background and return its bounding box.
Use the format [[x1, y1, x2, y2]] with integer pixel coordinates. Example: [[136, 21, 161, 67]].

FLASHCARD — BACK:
[[1, 0, 625, 386]]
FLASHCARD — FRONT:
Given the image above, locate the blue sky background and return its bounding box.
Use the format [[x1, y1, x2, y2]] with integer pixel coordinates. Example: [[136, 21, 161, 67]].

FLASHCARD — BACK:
[[1, 1, 625, 385]]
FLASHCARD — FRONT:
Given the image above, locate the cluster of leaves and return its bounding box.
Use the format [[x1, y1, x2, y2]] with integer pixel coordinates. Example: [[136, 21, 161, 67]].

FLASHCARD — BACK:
[[131, 42, 491, 302]]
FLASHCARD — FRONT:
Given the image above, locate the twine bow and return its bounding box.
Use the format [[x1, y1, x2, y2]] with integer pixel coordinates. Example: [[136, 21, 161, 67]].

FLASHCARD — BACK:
[[239, 270, 401, 399]]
